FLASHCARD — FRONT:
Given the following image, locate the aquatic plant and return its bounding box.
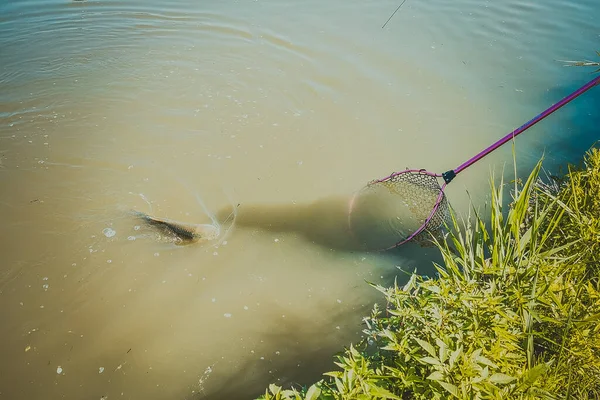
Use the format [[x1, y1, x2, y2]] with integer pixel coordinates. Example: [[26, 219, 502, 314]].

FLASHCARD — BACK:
[[560, 50, 600, 72], [256, 145, 600, 399]]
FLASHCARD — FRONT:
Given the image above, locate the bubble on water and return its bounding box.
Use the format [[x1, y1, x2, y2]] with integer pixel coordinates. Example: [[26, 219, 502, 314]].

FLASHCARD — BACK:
[[99, 367, 104, 374], [224, 313, 232, 318], [243, 306, 249, 310], [107, 260, 112, 264], [102, 228, 116, 238], [154, 252, 159, 257], [42, 284, 49, 290], [134, 225, 140, 231], [127, 236, 136, 241], [211, 298, 216, 303], [56, 366, 63, 374], [337, 299, 342, 304]]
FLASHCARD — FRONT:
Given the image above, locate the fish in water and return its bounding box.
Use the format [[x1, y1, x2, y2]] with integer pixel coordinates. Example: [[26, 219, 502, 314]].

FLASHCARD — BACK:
[[131, 211, 220, 244], [130, 189, 239, 246]]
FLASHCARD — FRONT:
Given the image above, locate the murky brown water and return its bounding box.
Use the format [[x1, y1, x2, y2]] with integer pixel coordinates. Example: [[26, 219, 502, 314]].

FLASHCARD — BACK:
[[1, 0, 598, 398]]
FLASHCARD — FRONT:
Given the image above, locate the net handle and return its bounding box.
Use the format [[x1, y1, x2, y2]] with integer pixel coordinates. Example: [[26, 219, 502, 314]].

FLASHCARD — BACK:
[[444, 74, 600, 182]]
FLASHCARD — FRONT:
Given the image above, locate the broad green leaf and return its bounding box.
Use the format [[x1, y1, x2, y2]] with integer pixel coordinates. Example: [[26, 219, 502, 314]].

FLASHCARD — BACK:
[[517, 363, 549, 392], [449, 346, 462, 368], [334, 377, 344, 394], [489, 373, 516, 384], [436, 338, 448, 363], [420, 356, 441, 366], [438, 381, 459, 398], [415, 338, 437, 357], [427, 371, 444, 381], [269, 384, 282, 395], [476, 355, 498, 369], [305, 384, 321, 400], [367, 384, 402, 400]]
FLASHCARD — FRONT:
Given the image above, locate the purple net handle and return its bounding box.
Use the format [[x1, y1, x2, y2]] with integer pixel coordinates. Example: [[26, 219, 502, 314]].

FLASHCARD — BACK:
[[452, 74, 600, 177]]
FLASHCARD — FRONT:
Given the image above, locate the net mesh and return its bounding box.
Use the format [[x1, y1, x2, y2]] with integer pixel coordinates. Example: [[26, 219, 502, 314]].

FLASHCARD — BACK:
[[349, 171, 450, 250]]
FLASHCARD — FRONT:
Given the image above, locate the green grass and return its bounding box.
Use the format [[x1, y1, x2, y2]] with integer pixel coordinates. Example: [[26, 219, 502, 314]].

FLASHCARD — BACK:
[[256, 145, 600, 400]]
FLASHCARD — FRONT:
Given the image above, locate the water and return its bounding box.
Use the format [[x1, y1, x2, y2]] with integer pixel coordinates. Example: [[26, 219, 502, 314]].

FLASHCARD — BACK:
[[0, 0, 598, 398]]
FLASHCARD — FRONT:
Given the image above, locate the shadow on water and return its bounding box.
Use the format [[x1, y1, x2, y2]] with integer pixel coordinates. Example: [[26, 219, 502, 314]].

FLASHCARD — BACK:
[[214, 193, 446, 257], [216, 195, 369, 252]]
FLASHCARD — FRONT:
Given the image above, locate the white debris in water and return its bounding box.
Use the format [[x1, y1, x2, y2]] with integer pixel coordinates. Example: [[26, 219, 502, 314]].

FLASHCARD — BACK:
[[224, 313, 232, 318], [99, 367, 104, 374], [222, 241, 228, 246], [275, 351, 280, 355], [337, 299, 342, 304], [336, 326, 341, 330], [43, 277, 48, 281], [274, 238, 279, 243], [107, 260, 112, 264], [127, 236, 136, 241], [297, 160, 303, 165], [243, 306, 248, 310], [134, 225, 140, 231], [154, 252, 159, 257], [42, 284, 49, 291], [56, 366, 63, 374], [211, 298, 216, 303], [213, 252, 218, 256], [102, 228, 116, 238]]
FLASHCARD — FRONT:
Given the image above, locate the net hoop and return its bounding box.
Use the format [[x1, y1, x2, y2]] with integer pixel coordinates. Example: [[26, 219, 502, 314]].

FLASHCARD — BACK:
[[348, 169, 448, 251]]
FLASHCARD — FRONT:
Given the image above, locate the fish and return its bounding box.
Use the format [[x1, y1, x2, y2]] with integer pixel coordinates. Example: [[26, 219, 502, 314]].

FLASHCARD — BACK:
[[131, 211, 220, 244], [130, 188, 238, 246]]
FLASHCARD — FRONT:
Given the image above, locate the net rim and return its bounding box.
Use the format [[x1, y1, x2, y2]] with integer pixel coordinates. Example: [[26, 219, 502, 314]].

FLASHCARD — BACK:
[[347, 169, 448, 251]]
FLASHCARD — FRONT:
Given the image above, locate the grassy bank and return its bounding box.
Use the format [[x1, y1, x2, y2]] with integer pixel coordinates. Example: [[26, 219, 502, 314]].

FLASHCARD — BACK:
[[257, 144, 600, 399]]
